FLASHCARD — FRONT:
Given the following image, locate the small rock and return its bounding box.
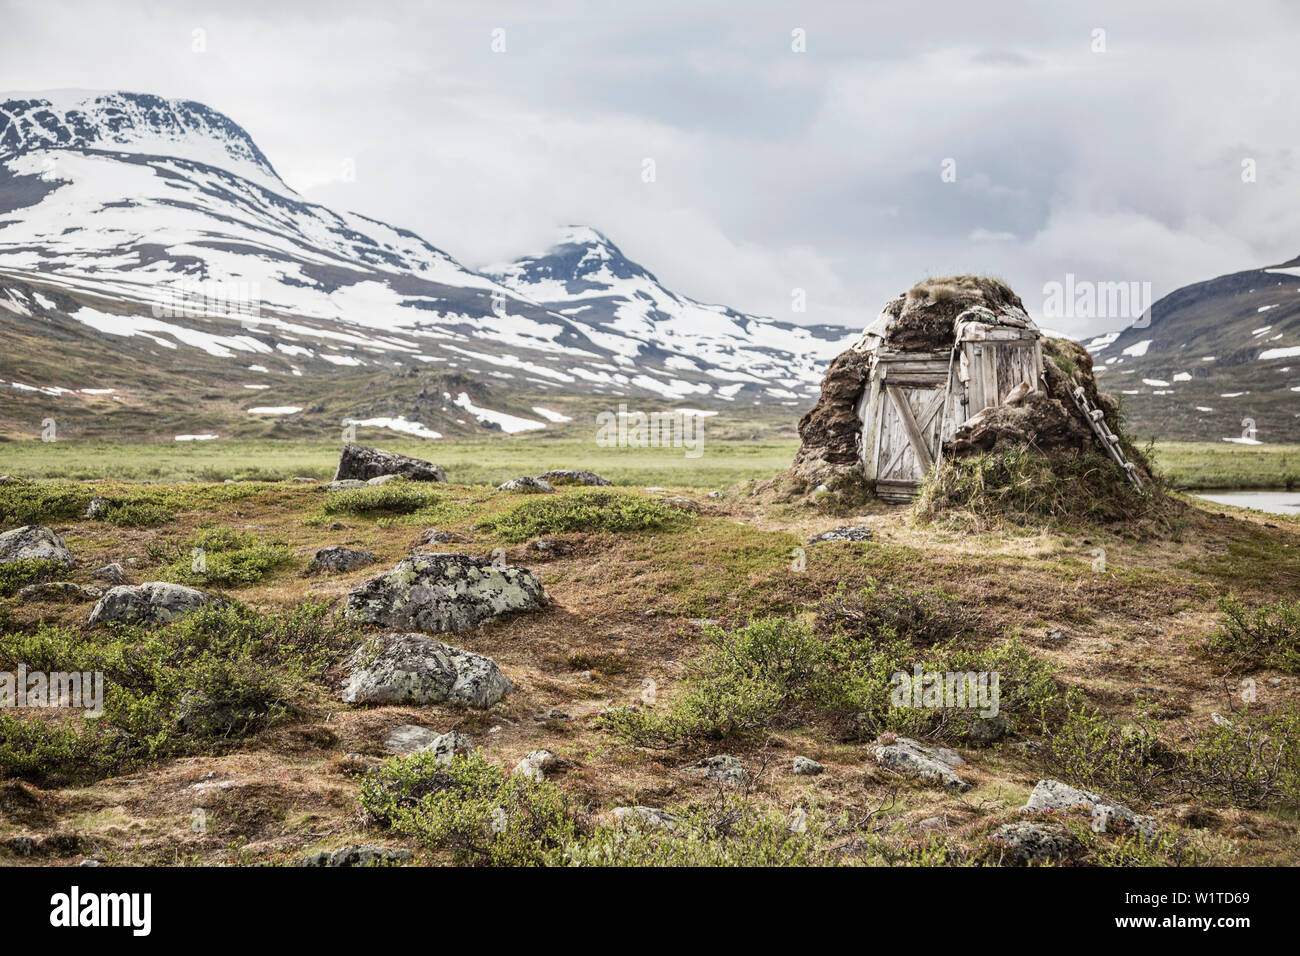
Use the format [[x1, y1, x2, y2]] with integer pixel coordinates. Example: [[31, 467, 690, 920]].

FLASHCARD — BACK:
[[365, 474, 402, 486], [324, 479, 367, 491], [340, 632, 513, 708], [807, 525, 873, 543], [83, 496, 110, 519], [497, 476, 554, 493], [92, 562, 129, 585], [308, 546, 374, 574], [300, 845, 414, 867], [660, 496, 701, 512], [792, 756, 824, 776], [329, 521, 346, 531], [382, 724, 442, 754], [612, 806, 677, 830], [512, 749, 558, 781], [412, 528, 468, 547], [1045, 628, 1067, 643], [916, 816, 946, 832], [872, 736, 971, 791], [988, 822, 1082, 865], [4, 836, 36, 857], [17, 581, 102, 603], [0, 525, 74, 567], [537, 469, 611, 487], [686, 754, 749, 787]]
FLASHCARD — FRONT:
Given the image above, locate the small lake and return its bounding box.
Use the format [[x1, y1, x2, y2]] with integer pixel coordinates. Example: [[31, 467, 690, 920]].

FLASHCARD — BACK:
[[1195, 490, 1300, 515]]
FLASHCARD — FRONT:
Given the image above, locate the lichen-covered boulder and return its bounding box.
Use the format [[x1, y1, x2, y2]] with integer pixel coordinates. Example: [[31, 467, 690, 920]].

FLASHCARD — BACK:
[[538, 470, 611, 487], [340, 632, 512, 708], [872, 736, 971, 791], [333, 444, 445, 483], [1022, 779, 1156, 838], [0, 525, 74, 567], [808, 526, 873, 543], [684, 754, 750, 787], [87, 582, 221, 627], [308, 546, 374, 574], [344, 552, 547, 634], [988, 822, 1082, 865]]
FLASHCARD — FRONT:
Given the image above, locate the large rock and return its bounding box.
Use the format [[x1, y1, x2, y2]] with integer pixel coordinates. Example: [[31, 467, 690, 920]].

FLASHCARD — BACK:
[[383, 725, 472, 762], [333, 444, 445, 483], [1022, 779, 1156, 838], [538, 469, 611, 487], [340, 632, 512, 708], [0, 525, 74, 567], [872, 736, 971, 791], [87, 582, 221, 627], [344, 552, 547, 634]]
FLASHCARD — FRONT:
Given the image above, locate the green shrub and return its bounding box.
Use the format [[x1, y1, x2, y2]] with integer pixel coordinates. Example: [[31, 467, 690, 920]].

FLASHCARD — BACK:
[[156, 527, 291, 587], [602, 610, 1060, 749], [320, 482, 439, 516], [480, 491, 693, 543], [1203, 596, 1300, 674], [1185, 707, 1300, 809], [0, 601, 352, 784], [560, 799, 833, 867], [1040, 704, 1176, 802], [0, 558, 70, 596], [0, 481, 92, 526], [94, 500, 176, 527], [361, 750, 580, 866]]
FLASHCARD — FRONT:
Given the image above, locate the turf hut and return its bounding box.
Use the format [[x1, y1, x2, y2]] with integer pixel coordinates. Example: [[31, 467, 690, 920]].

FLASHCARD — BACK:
[[789, 276, 1147, 505]]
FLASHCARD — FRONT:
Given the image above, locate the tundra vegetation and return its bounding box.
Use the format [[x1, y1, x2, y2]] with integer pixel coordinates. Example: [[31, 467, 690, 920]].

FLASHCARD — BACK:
[[0, 434, 1297, 867]]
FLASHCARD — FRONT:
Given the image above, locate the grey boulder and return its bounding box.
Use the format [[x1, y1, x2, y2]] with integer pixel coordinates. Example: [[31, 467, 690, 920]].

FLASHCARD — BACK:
[[612, 806, 678, 830], [1022, 779, 1156, 838], [988, 822, 1083, 865], [18, 582, 102, 603], [87, 582, 221, 627], [792, 756, 824, 776], [344, 552, 547, 634], [308, 546, 374, 574], [872, 736, 971, 791], [340, 632, 512, 708], [685, 754, 749, 787], [334, 444, 445, 483], [0, 525, 74, 567], [92, 563, 129, 585], [300, 845, 413, 867], [383, 725, 472, 763], [538, 469, 611, 487], [497, 476, 553, 493]]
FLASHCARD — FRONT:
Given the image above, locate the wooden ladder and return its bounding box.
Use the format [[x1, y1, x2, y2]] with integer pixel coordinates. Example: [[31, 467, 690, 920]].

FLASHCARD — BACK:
[[1068, 381, 1144, 491]]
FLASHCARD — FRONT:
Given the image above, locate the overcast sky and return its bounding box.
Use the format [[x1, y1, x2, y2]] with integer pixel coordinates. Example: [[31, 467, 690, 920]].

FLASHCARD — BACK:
[[2, 0, 1297, 337]]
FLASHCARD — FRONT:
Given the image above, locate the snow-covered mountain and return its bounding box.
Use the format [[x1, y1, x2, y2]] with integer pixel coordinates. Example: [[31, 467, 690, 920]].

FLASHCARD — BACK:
[[1084, 259, 1300, 442], [486, 226, 854, 401], [0, 90, 855, 439]]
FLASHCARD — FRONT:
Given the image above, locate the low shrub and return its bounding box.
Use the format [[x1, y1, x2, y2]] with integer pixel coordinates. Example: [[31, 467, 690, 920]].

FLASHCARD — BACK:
[[1202, 596, 1300, 674], [320, 482, 439, 516], [602, 609, 1060, 749], [361, 750, 580, 866], [157, 527, 292, 587], [0, 601, 352, 784], [480, 491, 693, 543], [0, 558, 70, 597]]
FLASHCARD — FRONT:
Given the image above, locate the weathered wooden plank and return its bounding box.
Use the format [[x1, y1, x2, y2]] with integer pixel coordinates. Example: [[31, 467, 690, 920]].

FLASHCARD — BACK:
[[886, 384, 934, 472]]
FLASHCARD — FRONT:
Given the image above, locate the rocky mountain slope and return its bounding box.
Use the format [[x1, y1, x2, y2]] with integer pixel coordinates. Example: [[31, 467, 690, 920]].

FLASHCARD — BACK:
[[1088, 259, 1300, 443], [0, 91, 855, 442]]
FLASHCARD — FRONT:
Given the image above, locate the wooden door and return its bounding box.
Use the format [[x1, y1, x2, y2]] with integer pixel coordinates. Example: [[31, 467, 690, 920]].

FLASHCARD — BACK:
[[874, 379, 946, 493]]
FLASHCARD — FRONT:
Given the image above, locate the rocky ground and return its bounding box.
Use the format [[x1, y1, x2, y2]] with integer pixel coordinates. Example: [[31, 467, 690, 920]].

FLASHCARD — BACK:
[[0, 460, 1297, 867]]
